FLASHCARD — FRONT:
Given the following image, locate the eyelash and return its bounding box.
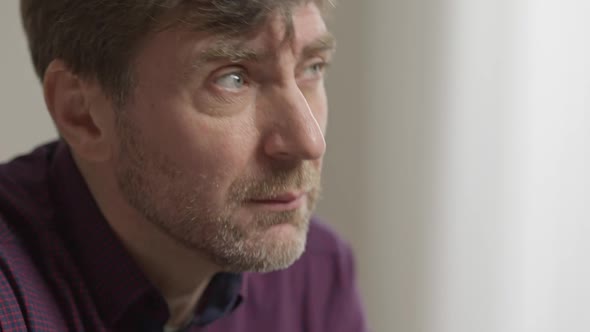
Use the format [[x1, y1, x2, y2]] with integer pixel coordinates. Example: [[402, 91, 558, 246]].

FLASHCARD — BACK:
[[300, 60, 330, 80], [210, 58, 330, 90]]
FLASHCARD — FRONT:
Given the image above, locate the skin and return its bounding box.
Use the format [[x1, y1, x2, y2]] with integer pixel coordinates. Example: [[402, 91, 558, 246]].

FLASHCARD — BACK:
[[42, 2, 334, 328]]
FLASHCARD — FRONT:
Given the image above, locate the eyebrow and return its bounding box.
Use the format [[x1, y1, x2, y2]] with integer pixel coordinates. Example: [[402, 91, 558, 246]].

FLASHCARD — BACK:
[[198, 42, 261, 64], [301, 33, 337, 59], [192, 32, 337, 68]]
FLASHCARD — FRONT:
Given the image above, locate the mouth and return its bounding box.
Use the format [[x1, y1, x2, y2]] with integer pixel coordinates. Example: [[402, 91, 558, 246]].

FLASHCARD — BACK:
[[247, 191, 307, 212]]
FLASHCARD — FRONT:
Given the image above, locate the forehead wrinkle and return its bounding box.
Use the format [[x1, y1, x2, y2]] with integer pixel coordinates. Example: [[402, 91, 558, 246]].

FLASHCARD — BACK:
[[199, 31, 335, 67], [185, 20, 333, 77], [184, 4, 331, 65], [188, 39, 272, 73]]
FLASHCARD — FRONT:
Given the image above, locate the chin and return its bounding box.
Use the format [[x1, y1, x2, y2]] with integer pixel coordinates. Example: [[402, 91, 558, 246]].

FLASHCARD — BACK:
[[216, 221, 309, 273], [264, 220, 306, 238], [253, 225, 308, 271]]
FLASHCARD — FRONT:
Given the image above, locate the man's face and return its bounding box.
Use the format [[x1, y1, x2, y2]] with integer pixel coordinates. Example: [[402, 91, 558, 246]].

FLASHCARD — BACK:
[[113, 3, 333, 273]]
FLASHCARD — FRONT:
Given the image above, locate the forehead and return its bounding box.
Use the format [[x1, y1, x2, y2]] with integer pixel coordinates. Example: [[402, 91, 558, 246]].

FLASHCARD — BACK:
[[213, 3, 328, 55], [162, 0, 328, 34], [153, 3, 327, 58], [263, 3, 328, 46]]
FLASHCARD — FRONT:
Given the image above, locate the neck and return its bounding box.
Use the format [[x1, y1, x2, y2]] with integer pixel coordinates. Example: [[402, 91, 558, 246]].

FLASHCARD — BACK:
[[75, 155, 220, 326]]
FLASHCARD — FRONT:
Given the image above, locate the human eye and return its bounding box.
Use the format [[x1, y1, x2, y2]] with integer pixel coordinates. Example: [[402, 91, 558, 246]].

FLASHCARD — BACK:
[[214, 71, 247, 91], [300, 60, 330, 81]]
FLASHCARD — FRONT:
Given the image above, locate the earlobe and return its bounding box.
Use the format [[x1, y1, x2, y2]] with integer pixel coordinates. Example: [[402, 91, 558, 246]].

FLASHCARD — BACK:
[[43, 60, 112, 162]]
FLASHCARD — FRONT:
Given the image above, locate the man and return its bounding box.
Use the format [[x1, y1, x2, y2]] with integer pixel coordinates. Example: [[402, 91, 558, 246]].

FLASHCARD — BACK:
[[0, 0, 367, 331]]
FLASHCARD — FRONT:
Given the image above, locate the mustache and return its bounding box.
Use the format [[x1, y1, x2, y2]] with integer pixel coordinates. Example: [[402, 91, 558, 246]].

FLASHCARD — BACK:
[[228, 163, 321, 201]]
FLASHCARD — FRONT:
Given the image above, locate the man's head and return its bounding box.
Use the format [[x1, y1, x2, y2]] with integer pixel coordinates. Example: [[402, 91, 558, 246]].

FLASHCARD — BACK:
[[22, 0, 335, 273], [21, 0, 333, 106]]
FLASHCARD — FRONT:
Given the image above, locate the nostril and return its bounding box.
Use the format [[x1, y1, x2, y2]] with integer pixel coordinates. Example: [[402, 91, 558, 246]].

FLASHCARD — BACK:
[[263, 126, 325, 161]]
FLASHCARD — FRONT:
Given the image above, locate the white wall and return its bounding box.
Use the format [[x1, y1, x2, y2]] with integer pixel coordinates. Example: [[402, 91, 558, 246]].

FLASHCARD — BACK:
[[322, 0, 450, 329], [324, 0, 590, 331], [0, 1, 55, 160], [514, 1, 590, 331], [430, 0, 523, 330]]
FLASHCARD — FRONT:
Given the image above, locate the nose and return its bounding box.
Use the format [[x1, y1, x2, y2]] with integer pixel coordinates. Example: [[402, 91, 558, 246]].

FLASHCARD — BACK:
[[262, 82, 326, 161]]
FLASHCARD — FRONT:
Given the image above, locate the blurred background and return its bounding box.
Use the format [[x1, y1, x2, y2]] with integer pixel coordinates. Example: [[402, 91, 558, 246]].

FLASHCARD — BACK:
[[2, 0, 590, 331]]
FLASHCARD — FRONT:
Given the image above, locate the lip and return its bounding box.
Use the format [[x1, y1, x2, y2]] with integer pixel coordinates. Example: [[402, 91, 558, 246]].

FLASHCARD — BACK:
[[248, 192, 306, 212]]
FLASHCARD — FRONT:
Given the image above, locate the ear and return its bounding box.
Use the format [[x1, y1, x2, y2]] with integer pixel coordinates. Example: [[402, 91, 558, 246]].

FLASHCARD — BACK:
[[43, 59, 114, 162]]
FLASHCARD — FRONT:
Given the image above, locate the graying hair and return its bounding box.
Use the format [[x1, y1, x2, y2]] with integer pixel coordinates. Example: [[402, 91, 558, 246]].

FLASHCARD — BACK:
[[20, 0, 333, 106]]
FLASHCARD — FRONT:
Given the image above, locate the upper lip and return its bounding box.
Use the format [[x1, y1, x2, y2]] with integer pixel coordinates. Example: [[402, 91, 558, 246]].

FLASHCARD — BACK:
[[250, 191, 305, 203]]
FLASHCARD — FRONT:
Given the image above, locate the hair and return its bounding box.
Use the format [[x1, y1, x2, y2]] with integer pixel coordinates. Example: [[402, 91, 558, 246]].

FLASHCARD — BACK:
[[20, 0, 333, 106]]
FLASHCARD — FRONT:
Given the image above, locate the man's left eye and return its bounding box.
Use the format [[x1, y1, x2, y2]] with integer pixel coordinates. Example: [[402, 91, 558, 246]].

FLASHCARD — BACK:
[[215, 72, 246, 90], [301, 62, 328, 80]]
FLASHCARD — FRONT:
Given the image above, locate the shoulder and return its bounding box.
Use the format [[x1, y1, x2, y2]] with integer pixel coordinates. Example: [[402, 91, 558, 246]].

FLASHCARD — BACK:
[[0, 217, 39, 328], [0, 142, 58, 242], [244, 216, 358, 297], [0, 250, 26, 330], [0, 210, 66, 330], [273, 217, 367, 330], [0, 143, 59, 312], [0, 142, 57, 195], [0, 224, 61, 330], [215, 220, 369, 330], [301, 218, 368, 331], [304, 216, 355, 260], [255, 216, 359, 290], [300, 216, 357, 278]]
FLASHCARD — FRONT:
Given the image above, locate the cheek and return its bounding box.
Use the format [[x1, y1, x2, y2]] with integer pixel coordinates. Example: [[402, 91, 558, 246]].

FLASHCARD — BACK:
[[150, 112, 257, 185], [128, 81, 261, 190], [177, 126, 251, 174]]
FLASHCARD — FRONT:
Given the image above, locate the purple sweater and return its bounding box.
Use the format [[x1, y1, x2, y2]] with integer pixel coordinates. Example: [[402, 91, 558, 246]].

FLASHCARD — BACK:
[[0, 141, 368, 332]]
